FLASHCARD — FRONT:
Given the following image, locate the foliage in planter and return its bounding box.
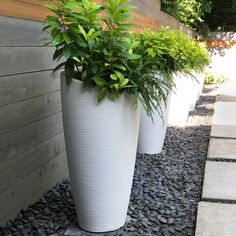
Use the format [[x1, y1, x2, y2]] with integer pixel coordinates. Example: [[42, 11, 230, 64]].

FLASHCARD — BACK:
[[131, 29, 211, 80], [44, 0, 172, 118]]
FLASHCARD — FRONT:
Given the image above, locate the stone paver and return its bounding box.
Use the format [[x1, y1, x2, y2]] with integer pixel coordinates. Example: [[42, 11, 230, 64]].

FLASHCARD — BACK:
[[196, 80, 236, 236], [212, 102, 236, 126], [195, 201, 236, 236], [211, 101, 236, 138], [208, 138, 236, 160], [216, 95, 236, 102], [202, 161, 236, 201], [218, 79, 236, 98], [211, 125, 236, 138]]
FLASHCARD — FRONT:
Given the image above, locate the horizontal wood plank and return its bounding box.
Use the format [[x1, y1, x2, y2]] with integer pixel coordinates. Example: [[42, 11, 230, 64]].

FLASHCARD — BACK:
[[0, 151, 68, 226], [0, 47, 57, 76], [0, 91, 61, 135], [0, 112, 63, 165], [0, 16, 50, 46], [0, 133, 65, 193], [0, 0, 161, 31], [0, 0, 50, 22], [0, 71, 60, 106]]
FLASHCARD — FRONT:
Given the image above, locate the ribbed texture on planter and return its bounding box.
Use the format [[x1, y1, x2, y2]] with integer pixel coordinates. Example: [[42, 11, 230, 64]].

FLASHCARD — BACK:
[[60, 74, 140, 232], [137, 98, 169, 154]]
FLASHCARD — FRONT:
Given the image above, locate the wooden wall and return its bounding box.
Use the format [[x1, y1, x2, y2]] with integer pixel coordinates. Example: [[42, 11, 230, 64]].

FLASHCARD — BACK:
[[0, 16, 69, 226], [0, 0, 161, 31]]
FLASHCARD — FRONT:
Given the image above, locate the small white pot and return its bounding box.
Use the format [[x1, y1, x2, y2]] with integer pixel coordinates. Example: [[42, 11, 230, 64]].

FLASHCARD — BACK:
[[61, 74, 140, 232], [168, 73, 192, 126], [137, 97, 169, 154]]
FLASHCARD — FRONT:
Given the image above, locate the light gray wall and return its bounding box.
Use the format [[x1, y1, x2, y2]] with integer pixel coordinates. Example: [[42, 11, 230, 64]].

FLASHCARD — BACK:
[[0, 16, 68, 226]]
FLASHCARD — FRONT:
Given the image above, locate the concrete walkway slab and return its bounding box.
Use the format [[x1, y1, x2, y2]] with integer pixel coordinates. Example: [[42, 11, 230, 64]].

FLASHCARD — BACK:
[[195, 201, 236, 236], [216, 95, 236, 102], [202, 161, 236, 201], [211, 102, 236, 138], [218, 79, 236, 98], [211, 125, 236, 138], [208, 138, 236, 160], [212, 102, 236, 126]]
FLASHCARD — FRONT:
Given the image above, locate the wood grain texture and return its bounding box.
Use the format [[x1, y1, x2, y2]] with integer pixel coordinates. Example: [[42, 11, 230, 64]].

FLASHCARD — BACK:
[[0, 47, 56, 76], [0, 0, 161, 31], [0, 133, 65, 193], [0, 16, 49, 46], [0, 91, 61, 135], [0, 112, 63, 165], [0, 151, 68, 226], [0, 0, 50, 21], [0, 71, 60, 106]]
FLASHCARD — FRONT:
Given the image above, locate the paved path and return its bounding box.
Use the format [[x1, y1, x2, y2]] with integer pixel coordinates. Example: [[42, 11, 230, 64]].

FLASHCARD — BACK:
[[195, 79, 236, 236]]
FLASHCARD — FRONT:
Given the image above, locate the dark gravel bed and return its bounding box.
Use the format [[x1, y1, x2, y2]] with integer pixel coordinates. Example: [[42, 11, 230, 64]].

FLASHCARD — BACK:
[[0, 86, 216, 236]]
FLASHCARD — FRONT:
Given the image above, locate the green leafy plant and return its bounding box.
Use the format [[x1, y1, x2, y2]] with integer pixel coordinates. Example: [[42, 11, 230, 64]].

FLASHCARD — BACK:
[[204, 73, 228, 84], [44, 0, 173, 118], [132, 28, 210, 78], [44, 0, 210, 118]]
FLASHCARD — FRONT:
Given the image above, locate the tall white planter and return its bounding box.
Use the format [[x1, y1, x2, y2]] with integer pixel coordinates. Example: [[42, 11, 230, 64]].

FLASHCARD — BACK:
[[189, 76, 199, 111], [189, 73, 205, 111], [168, 73, 192, 126], [61, 74, 140, 232], [137, 98, 169, 154], [196, 73, 205, 100]]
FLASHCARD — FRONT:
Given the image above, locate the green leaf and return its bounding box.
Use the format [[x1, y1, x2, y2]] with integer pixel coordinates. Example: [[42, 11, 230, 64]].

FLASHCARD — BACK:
[[113, 64, 126, 71], [52, 34, 63, 46], [81, 70, 87, 80], [44, 4, 61, 16], [63, 46, 72, 59], [88, 28, 95, 36], [63, 33, 71, 44], [93, 77, 107, 86], [110, 74, 118, 80], [65, 60, 74, 85], [53, 48, 63, 61], [120, 78, 129, 87], [114, 70, 125, 81], [91, 64, 98, 73], [53, 62, 66, 72], [110, 88, 120, 100], [46, 16, 61, 27], [97, 87, 107, 102], [78, 25, 87, 40]]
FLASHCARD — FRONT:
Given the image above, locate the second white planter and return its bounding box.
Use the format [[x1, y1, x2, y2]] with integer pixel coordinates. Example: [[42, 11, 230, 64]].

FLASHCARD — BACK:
[[61, 74, 140, 232], [168, 73, 193, 127], [137, 98, 169, 154]]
